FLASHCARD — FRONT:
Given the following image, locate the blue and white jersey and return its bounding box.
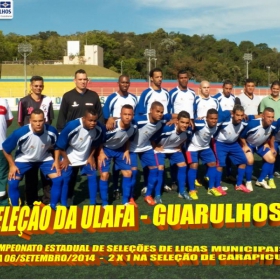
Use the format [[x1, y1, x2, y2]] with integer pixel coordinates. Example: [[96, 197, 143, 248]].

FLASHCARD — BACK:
[[2, 124, 57, 162], [212, 92, 236, 111], [188, 112, 228, 151], [240, 118, 276, 148], [104, 119, 137, 150], [274, 118, 280, 142], [136, 87, 170, 115], [153, 124, 193, 153], [129, 114, 172, 153], [169, 87, 196, 118], [193, 96, 220, 118], [214, 114, 248, 144], [103, 92, 138, 119], [55, 118, 104, 166]]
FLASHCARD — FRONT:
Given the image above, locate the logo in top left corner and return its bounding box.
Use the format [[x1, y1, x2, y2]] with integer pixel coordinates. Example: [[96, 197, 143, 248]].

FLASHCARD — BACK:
[[0, 0, 13, 19]]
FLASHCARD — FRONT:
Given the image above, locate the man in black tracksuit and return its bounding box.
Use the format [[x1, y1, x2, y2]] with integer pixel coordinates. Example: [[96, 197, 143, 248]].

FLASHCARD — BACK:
[[56, 69, 104, 205]]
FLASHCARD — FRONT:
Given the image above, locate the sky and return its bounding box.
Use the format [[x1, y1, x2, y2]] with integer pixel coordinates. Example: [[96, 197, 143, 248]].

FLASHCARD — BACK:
[[1, 0, 280, 50]]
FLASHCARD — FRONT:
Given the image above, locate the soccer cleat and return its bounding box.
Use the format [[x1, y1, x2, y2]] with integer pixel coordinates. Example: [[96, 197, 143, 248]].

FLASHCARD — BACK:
[[235, 184, 251, 193], [141, 187, 147, 196], [204, 176, 209, 182], [268, 179, 276, 189], [216, 186, 227, 196], [195, 179, 203, 187], [274, 171, 280, 178], [221, 186, 228, 191], [178, 191, 192, 200], [246, 181, 253, 192], [226, 175, 237, 182], [163, 185, 172, 192], [144, 195, 156, 206], [154, 195, 163, 204], [113, 190, 121, 200], [129, 197, 138, 207], [207, 188, 222, 197], [171, 183, 178, 192], [189, 190, 198, 200], [255, 180, 271, 189]]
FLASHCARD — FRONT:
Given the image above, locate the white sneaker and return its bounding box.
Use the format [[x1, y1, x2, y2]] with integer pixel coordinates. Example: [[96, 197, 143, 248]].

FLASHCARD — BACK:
[[67, 196, 74, 207], [141, 187, 147, 196], [246, 181, 253, 192], [256, 180, 271, 189], [163, 185, 172, 192]]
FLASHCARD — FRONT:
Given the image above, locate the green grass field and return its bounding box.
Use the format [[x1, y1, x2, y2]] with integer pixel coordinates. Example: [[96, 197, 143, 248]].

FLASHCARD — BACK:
[[1, 111, 280, 279]]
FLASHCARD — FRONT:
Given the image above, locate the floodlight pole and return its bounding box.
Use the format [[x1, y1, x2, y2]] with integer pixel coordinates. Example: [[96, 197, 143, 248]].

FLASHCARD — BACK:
[[267, 66, 271, 87], [243, 53, 253, 79], [18, 43, 32, 95], [144, 49, 156, 87]]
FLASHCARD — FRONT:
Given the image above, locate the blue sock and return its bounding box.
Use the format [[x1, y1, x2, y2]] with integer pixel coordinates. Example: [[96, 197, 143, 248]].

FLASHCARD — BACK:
[[8, 179, 20, 206], [130, 170, 138, 198], [50, 176, 63, 209], [87, 171, 98, 205], [245, 165, 253, 181], [177, 166, 187, 194], [99, 180, 108, 206], [146, 168, 158, 196], [155, 170, 164, 196], [269, 163, 274, 179], [215, 169, 222, 187], [236, 167, 245, 185], [258, 162, 273, 181], [122, 177, 131, 204], [208, 166, 216, 189], [188, 168, 197, 191], [112, 167, 120, 191]]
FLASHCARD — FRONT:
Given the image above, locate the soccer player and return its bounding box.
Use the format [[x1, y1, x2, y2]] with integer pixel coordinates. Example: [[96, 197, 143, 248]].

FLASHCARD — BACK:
[[237, 78, 260, 116], [239, 107, 276, 191], [130, 101, 173, 205], [17, 75, 55, 206], [186, 109, 226, 199], [136, 68, 170, 115], [103, 75, 138, 199], [2, 109, 62, 206], [168, 70, 196, 191], [213, 105, 250, 193], [98, 105, 137, 206], [193, 81, 220, 119], [0, 98, 13, 206], [56, 69, 104, 205], [52, 109, 104, 209], [213, 80, 241, 112], [152, 111, 193, 202]]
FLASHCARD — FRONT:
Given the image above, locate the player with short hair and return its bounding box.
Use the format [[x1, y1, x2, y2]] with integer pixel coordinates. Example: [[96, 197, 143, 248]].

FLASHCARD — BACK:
[[152, 111, 193, 203], [52, 109, 104, 209], [136, 67, 170, 115], [103, 75, 138, 200], [213, 105, 250, 193], [130, 101, 173, 206], [186, 109, 227, 199], [239, 107, 276, 191], [2, 109, 62, 206], [98, 104, 137, 207], [17, 75, 55, 206]]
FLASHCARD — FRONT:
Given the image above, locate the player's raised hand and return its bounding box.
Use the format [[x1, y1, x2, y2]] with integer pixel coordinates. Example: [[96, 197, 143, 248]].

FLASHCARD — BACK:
[[8, 165, 20, 180], [51, 161, 61, 176], [98, 153, 108, 168]]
